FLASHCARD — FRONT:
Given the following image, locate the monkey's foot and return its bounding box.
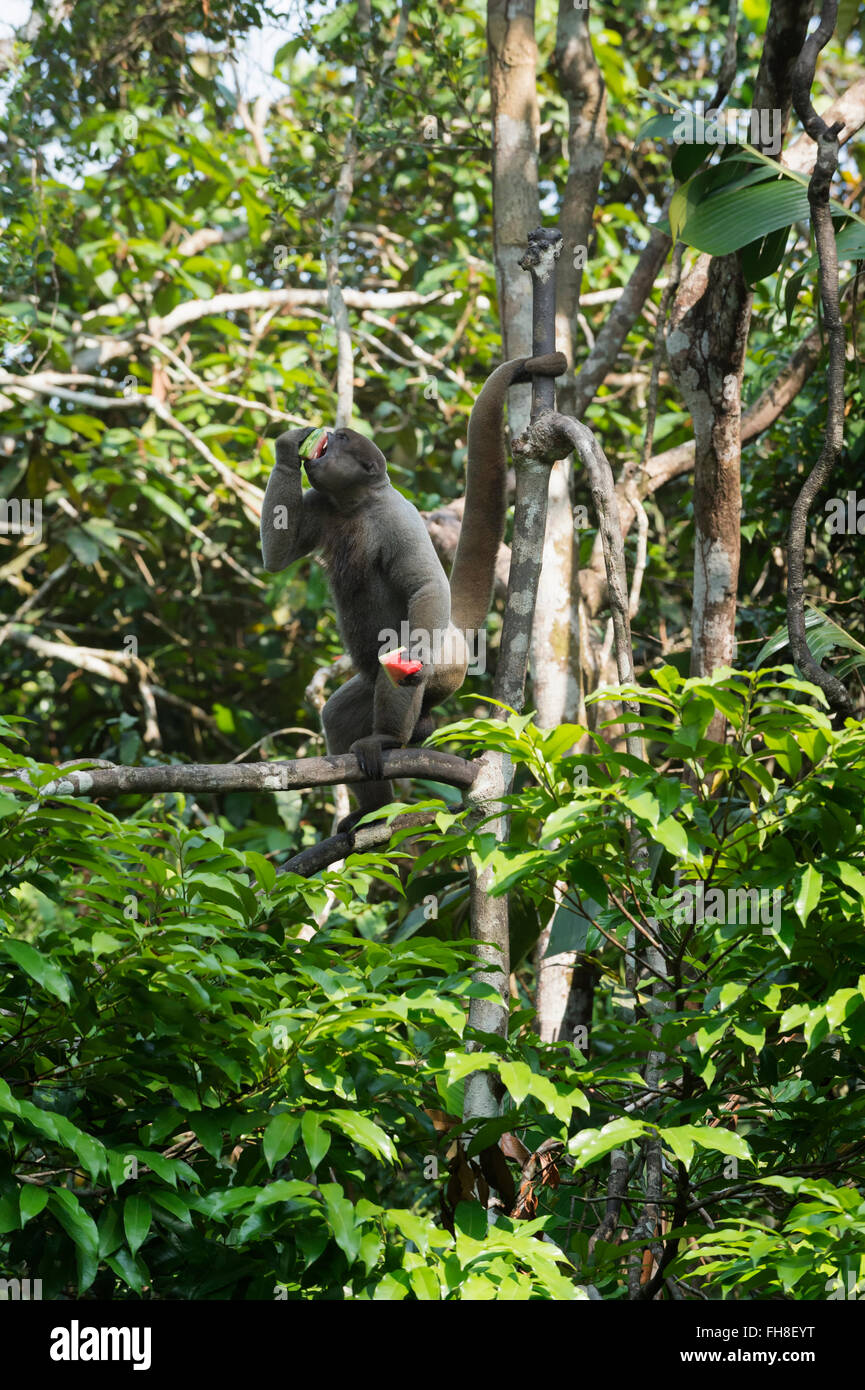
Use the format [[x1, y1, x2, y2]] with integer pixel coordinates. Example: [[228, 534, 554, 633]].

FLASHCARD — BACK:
[[349, 733, 401, 781]]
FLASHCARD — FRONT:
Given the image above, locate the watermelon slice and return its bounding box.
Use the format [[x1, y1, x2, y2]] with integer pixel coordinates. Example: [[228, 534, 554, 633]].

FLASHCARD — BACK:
[[299, 427, 329, 460], [379, 646, 424, 686]]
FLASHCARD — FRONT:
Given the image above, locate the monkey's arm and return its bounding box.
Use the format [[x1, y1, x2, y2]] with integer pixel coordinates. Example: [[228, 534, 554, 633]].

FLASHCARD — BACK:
[[260, 428, 327, 571]]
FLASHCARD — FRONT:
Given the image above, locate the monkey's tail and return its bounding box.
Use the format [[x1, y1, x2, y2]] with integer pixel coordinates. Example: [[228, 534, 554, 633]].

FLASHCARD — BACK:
[[449, 351, 567, 637]]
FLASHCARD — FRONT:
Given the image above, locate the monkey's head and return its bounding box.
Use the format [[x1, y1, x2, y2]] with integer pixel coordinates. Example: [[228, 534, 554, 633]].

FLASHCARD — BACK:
[[303, 428, 388, 501]]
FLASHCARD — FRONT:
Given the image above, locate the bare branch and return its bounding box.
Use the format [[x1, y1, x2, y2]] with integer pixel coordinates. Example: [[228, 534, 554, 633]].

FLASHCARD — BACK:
[[588, 1147, 629, 1253], [11, 750, 478, 800], [515, 409, 640, 759]]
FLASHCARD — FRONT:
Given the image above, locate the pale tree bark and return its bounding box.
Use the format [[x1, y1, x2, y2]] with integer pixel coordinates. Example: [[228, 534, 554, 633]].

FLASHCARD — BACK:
[[463, 231, 561, 1151], [783, 73, 865, 172], [531, 2, 606, 1045], [486, 3, 573, 1052], [553, 0, 607, 413], [531, 0, 607, 738], [462, 232, 639, 1177], [487, 0, 540, 435]]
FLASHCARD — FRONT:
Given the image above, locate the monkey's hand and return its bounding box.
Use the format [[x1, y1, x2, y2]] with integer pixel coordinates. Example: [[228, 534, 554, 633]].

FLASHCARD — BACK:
[[350, 734, 402, 781], [275, 426, 316, 469]]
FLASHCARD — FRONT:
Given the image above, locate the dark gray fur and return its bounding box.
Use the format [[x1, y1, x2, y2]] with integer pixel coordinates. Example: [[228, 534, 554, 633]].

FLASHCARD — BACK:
[[260, 353, 567, 828]]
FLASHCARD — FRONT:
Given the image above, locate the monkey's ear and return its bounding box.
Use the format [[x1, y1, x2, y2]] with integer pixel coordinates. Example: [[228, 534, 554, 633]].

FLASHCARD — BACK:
[[356, 439, 386, 473]]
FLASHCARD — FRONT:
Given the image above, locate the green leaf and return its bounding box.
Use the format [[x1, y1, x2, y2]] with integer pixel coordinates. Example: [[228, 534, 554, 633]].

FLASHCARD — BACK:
[[825, 987, 862, 1031], [90, 931, 124, 957], [19, 1185, 49, 1225], [1, 939, 72, 1003], [444, 1050, 500, 1084], [653, 815, 690, 859], [671, 167, 809, 256], [754, 606, 865, 677], [497, 1061, 578, 1123], [245, 850, 276, 891], [538, 724, 586, 760], [633, 112, 681, 144], [732, 1019, 766, 1052], [409, 1265, 440, 1300], [372, 1271, 411, 1300], [320, 1182, 360, 1264], [69, 1128, 108, 1182], [106, 1246, 147, 1293], [741, 222, 790, 285], [190, 1110, 224, 1158], [0, 1196, 19, 1235], [793, 865, 823, 926], [263, 1113, 300, 1170], [49, 1188, 98, 1258], [150, 1191, 193, 1225], [301, 1111, 331, 1170], [98, 1204, 123, 1257], [836, 861, 865, 899], [384, 1210, 444, 1257], [140, 484, 194, 532], [661, 1124, 751, 1167], [123, 1195, 152, 1255], [0, 1079, 21, 1116], [325, 1110, 397, 1164], [454, 1201, 488, 1239], [568, 1119, 645, 1168], [545, 900, 592, 955]]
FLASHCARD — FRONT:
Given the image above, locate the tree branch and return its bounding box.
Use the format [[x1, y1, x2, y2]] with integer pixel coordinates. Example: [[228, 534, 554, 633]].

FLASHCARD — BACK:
[[11, 750, 477, 799], [515, 409, 640, 758]]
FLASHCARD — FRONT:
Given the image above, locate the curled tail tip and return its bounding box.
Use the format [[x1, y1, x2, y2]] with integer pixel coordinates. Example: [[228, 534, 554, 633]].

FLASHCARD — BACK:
[[524, 351, 568, 376]]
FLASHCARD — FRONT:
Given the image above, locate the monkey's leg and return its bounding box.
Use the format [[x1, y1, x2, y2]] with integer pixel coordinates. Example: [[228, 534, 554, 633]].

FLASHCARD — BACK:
[[322, 674, 395, 822], [409, 713, 435, 744]]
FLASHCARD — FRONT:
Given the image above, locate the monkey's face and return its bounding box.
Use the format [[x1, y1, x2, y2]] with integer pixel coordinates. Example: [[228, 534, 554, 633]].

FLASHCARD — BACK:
[[303, 428, 388, 498]]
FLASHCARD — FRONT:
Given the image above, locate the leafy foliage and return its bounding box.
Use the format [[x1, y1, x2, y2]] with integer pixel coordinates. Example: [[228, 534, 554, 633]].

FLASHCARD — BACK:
[[4, 663, 865, 1297]]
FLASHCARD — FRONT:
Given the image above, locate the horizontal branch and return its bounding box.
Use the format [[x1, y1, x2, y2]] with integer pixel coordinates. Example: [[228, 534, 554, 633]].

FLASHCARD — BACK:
[[152, 286, 459, 341], [70, 285, 461, 372], [17, 750, 478, 799]]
